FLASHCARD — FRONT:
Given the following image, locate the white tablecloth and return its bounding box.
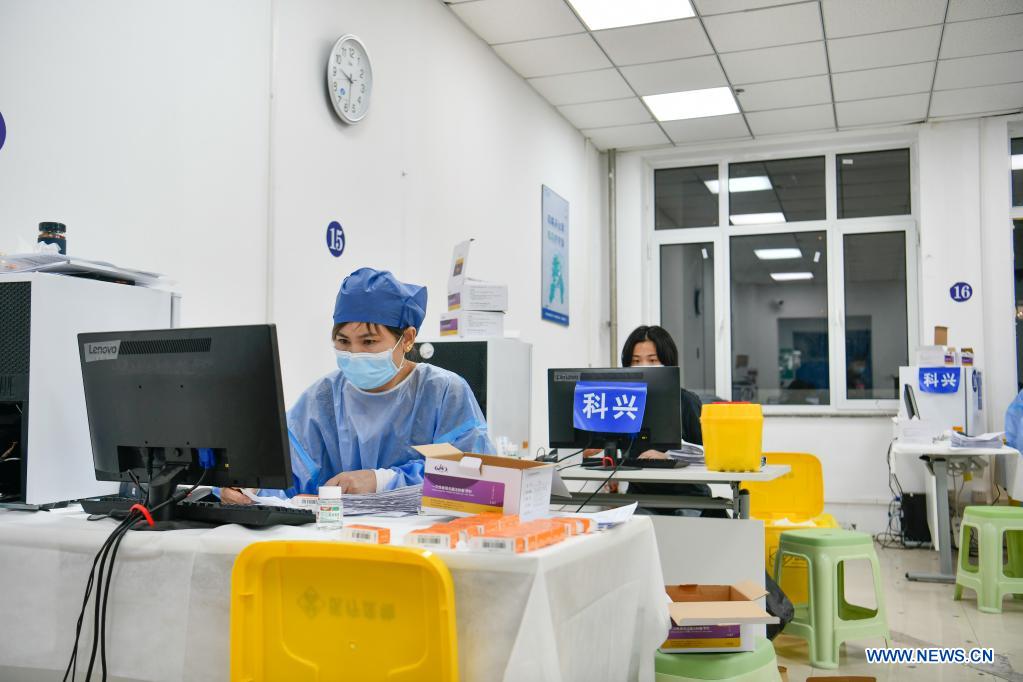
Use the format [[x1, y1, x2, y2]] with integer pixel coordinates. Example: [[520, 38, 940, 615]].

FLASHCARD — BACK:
[[0, 509, 667, 682]]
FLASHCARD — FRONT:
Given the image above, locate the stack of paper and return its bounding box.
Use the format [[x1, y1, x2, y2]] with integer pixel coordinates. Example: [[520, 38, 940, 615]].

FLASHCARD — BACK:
[[0, 253, 166, 286], [667, 439, 705, 465], [343, 484, 423, 516], [950, 431, 1005, 449], [565, 502, 638, 530]]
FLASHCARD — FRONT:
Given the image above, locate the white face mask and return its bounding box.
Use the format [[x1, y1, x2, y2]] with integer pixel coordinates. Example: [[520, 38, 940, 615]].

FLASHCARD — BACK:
[[335, 337, 405, 390]]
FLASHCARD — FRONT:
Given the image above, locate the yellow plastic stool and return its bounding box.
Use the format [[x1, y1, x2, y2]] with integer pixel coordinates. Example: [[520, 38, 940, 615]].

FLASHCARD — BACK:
[[954, 506, 1023, 613], [231, 541, 459, 682], [743, 453, 839, 604], [654, 638, 782, 681], [775, 529, 890, 670]]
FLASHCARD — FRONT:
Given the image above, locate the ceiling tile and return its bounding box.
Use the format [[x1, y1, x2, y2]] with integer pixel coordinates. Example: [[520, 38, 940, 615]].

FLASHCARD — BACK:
[[935, 51, 1023, 91], [735, 75, 831, 111], [746, 104, 834, 135], [836, 93, 929, 127], [528, 69, 634, 105], [582, 123, 671, 150], [828, 25, 941, 72], [720, 42, 828, 85], [558, 97, 652, 128], [832, 62, 935, 101], [450, 0, 584, 44], [929, 82, 1023, 118], [493, 34, 611, 78], [821, 0, 946, 38], [939, 13, 1023, 59], [947, 0, 1023, 22], [620, 56, 726, 96], [703, 3, 822, 53], [694, 0, 798, 15], [592, 19, 713, 66], [661, 114, 750, 143]]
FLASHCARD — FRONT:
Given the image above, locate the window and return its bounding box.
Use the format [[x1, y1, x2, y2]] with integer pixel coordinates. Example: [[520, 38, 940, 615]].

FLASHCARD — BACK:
[[655, 165, 718, 229], [653, 145, 915, 411], [838, 149, 911, 218], [731, 232, 829, 405], [844, 232, 908, 399], [660, 243, 715, 397], [1013, 138, 1023, 208], [729, 156, 825, 225]]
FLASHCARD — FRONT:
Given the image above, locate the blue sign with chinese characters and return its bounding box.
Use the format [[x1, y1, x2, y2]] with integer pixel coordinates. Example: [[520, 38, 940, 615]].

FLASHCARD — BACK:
[[919, 367, 961, 394], [573, 382, 648, 434]]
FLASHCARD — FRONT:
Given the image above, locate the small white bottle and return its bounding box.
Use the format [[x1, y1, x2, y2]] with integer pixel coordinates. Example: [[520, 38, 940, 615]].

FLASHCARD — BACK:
[[316, 486, 344, 530]]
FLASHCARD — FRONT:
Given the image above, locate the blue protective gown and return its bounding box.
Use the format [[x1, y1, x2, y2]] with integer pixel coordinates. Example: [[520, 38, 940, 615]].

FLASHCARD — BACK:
[[267, 363, 492, 497]]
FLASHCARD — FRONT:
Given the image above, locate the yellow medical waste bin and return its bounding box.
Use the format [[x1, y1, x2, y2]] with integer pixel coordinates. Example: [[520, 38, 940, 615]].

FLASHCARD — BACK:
[[701, 402, 764, 472]]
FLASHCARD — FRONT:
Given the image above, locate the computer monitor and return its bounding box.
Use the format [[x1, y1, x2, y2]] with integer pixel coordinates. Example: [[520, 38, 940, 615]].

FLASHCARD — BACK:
[[78, 324, 291, 522], [547, 366, 682, 461]]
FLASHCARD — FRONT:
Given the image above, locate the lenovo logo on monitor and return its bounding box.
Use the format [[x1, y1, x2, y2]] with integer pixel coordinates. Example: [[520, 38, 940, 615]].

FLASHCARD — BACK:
[[84, 341, 121, 362]]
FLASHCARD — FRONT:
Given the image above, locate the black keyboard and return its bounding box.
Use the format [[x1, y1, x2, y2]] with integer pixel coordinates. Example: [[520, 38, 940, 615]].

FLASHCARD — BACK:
[[621, 458, 689, 469], [78, 495, 315, 527], [176, 500, 315, 527]]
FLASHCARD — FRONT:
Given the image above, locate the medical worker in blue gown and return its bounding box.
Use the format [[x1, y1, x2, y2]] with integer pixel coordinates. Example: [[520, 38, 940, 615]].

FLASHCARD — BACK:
[[220, 268, 493, 505]]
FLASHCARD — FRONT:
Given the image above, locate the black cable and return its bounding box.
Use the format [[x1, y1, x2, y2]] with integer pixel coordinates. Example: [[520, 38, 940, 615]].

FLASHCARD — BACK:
[[574, 438, 633, 513]]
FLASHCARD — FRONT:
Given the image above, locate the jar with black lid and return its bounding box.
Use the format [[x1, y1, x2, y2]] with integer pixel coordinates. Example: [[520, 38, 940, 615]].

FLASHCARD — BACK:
[[37, 222, 66, 254]]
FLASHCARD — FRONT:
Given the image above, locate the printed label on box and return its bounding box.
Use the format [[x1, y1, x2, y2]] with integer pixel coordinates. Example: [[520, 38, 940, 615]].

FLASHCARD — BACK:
[[439, 318, 459, 336], [422, 473, 505, 514], [663, 624, 742, 649]]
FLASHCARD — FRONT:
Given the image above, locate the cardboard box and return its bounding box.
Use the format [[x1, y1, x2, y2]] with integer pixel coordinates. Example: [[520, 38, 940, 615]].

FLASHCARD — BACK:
[[448, 279, 508, 312], [439, 310, 504, 338], [661, 581, 778, 654], [415, 444, 559, 521]]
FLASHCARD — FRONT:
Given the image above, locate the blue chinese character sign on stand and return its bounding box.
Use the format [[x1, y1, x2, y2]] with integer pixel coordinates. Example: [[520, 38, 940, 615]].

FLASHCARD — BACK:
[[919, 367, 961, 394], [573, 382, 648, 434]]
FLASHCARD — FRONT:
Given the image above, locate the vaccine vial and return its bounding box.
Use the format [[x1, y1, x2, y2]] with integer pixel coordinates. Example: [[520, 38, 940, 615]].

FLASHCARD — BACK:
[[316, 486, 344, 530]]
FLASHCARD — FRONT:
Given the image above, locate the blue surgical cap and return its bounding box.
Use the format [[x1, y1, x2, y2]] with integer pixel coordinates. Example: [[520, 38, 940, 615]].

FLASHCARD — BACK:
[[333, 268, 428, 332]]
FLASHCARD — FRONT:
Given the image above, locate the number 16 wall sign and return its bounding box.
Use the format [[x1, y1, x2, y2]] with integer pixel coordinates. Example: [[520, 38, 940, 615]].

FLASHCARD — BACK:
[[950, 281, 973, 303]]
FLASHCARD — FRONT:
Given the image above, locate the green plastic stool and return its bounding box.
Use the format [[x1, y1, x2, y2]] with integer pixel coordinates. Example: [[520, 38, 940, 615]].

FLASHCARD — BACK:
[[774, 529, 890, 669], [953, 505, 1023, 613], [654, 638, 782, 682]]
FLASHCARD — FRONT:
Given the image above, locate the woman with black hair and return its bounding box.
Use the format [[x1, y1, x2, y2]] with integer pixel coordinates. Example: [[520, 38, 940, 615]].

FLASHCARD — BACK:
[[610, 325, 721, 516]]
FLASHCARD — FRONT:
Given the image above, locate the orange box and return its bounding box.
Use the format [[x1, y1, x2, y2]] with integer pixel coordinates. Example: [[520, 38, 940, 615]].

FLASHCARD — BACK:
[[404, 525, 460, 550], [469, 519, 568, 553], [550, 517, 593, 535], [341, 524, 391, 544]]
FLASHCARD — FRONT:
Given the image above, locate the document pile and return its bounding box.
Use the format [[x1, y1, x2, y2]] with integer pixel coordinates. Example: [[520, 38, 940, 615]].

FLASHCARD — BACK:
[[950, 431, 1005, 450], [343, 484, 423, 516], [0, 253, 165, 286], [666, 439, 705, 465]]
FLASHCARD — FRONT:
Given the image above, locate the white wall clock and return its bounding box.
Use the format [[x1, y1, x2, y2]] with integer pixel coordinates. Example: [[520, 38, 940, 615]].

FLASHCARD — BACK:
[[327, 34, 372, 124]]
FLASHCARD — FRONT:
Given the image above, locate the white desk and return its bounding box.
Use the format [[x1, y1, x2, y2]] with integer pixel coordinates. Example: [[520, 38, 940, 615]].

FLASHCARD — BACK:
[[0, 509, 667, 682], [556, 463, 790, 518], [891, 440, 1021, 584]]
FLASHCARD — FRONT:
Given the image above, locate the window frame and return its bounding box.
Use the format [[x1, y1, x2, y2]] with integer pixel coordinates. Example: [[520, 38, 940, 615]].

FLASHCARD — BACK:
[[646, 139, 919, 415]]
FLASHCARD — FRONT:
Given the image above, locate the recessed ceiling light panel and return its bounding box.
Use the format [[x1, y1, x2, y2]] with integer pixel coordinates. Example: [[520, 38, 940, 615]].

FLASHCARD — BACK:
[[730, 212, 786, 225], [770, 272, 814, 282], [705, 176, 771, 194], [642, 87, 738, 122], [567, 0, 695, 31], [754, 248, 802, 260]]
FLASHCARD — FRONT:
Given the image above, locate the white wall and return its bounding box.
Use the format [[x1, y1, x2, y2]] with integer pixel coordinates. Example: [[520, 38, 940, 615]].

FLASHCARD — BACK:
[[0, 0, 272, 327], [266, 0, 604, 452]]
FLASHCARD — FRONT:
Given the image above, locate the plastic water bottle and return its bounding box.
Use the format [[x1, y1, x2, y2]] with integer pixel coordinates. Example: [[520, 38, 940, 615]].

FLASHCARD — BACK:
[[316, 486, 344, 530]]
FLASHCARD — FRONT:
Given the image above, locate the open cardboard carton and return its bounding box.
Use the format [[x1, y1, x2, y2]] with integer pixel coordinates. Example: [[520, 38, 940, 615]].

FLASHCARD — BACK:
[[414, 444, 568, 521], [661, 581, 778, 654]]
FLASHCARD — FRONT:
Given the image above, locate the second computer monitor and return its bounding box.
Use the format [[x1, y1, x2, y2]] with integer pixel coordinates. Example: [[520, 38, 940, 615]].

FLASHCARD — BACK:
[[547, 366, 682, 453]]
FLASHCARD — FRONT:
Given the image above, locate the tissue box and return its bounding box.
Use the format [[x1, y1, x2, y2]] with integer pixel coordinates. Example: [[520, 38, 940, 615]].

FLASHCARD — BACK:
[[448, 279, 508, 312], [661, 581, 778, 653], [414, 444, 555, 521]]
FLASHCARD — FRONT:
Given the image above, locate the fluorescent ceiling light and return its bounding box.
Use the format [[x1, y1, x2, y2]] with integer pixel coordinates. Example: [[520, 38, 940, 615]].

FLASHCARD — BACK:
[[730, 212, 786, 225], [642, 87, 738, 122], [1013, 154, 1023, 170], [567, 0, 695, 31], [704, 176, 772, 194], [754, 248, 802, 260], [770, 272, 814, 282]]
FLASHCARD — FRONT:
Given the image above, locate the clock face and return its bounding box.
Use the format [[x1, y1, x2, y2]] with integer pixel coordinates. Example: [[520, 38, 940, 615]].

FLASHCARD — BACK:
[[327, 35, 372, 124]]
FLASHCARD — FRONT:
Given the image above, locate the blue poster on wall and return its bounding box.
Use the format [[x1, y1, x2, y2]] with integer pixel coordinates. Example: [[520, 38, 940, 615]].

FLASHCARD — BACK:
[[541, 185, 569, 326]]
